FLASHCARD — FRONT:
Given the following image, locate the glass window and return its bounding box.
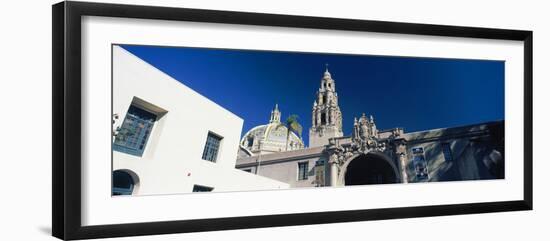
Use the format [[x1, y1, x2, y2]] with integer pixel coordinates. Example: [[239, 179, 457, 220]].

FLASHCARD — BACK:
[[202, 132, 223, 162], [415, 162, 429, 179], [112, 170, 135, 196], [113, 105, 157, 156], [442, 143, 453, 161], [192, 185, 213, 192], [412, 147, 424, 154], [412, 154, 429, 180], [298, 162, 309, 180]]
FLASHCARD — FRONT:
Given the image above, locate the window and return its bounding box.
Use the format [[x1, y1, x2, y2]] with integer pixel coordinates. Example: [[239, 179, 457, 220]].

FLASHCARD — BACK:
[[412, 155, 429, 180], [113, 105, 157, 156], [112, 170, 136, 196], [192, 185, 213, 192], [415, 162, 429, 179], [442, 143, 453, 161], [315, 165, 325, 186], [411, 147, 424, 154], [202, 132, 223, 162], [298, 162, 309, 180], [321, 113, 327, 125]]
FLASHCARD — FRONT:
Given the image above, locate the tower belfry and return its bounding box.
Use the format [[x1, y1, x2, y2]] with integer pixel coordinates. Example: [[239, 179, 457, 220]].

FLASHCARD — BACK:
[[309, 65, 343, 147]]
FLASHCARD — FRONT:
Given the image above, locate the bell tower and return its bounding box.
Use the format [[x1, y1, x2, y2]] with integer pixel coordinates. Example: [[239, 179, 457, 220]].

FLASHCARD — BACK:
[[309, 65, 343, 147]]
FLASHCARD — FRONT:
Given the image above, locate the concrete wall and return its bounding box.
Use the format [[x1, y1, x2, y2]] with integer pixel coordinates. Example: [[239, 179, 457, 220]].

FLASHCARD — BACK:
[[309, 126, 343, 148], [112, 46, 289, 195], [256, 157, 319, 188], [403, 121, 504, 183], [237, 147, 326, 187]]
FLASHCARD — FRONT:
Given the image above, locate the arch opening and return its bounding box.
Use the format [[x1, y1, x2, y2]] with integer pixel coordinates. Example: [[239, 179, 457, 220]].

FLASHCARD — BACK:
[[112, 169, 139, 195], [344, 153, 399, 185]]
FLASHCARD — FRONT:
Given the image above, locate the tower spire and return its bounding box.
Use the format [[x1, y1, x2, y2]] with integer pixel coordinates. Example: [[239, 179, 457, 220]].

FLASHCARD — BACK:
[[270, 103, 281, 123], [324, 63, 331, 78], [309, 66, 343, 147]]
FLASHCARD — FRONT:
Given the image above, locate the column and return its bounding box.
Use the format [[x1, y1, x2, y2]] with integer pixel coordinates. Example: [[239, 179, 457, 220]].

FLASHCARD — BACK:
[[329, 153, 339, 186], [399, 152, 408, 184], [331, 162, 338, 186]]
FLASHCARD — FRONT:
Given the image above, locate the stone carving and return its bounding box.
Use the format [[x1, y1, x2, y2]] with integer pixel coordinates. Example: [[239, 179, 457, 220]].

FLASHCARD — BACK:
[[327, 113, 389, 173], [328, 146, 348, 176], [352, 113, 386, 154], [392, 128, 401, 137], [359, 118, 369, 140]]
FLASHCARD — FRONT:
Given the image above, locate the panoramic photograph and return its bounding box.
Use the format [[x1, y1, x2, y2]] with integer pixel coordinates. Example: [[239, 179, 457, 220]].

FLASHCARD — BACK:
[[110, 44, 505, 196]]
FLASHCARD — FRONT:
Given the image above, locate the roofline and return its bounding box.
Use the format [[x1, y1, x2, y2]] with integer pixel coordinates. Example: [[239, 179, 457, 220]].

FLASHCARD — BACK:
[[236, 146, 325, 167]]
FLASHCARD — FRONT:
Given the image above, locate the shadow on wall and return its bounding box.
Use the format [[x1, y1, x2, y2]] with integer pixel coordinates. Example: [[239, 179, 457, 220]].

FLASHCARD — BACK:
[[38, 226, 51, 236], [406, 121, 504, 183]]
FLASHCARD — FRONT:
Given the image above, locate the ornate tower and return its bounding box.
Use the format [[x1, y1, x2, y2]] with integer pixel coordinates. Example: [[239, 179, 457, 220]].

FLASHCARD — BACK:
[[309, 66, 343, 147], [270, 104, 281, 123]]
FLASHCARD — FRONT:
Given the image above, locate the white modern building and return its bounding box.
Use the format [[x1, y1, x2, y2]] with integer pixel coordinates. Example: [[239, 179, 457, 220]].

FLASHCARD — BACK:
[[111, 45, 289, 196]]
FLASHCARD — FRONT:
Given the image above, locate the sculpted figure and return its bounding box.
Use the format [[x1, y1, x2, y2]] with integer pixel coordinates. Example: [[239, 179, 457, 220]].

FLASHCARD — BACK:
[[360, 119, 369, 140]]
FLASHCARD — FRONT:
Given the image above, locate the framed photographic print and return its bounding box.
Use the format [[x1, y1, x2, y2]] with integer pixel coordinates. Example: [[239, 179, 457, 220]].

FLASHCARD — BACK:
[[52, 1, 533, 240]]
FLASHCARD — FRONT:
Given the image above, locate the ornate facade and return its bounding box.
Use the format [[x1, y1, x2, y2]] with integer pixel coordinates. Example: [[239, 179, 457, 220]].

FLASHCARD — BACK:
[[309, 67, 343, 147], [236, 68, 504, 187]]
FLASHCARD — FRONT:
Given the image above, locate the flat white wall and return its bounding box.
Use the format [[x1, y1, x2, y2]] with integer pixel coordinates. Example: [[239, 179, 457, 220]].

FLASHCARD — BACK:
[[112, 46, 288, 194], [0, 0, 548, 241]]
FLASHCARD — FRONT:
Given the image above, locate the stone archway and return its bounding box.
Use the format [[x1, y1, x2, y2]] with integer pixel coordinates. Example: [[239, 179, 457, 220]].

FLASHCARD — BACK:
[[342, 152, 401, 185], [112, 169, 140, 195]]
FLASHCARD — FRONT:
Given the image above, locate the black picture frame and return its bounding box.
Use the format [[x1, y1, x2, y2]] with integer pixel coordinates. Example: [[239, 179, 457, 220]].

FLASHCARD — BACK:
[[52, 1, 533, 240]]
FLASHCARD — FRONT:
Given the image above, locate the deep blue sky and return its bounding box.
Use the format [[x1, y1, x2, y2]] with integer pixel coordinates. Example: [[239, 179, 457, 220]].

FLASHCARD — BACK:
[[121, 45, 504, 146]]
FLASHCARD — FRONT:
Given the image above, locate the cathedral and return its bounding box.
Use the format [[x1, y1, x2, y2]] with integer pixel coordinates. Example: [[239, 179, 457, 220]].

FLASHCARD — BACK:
[[237, 67, 504, 187], [239, 104, 305, 156]]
